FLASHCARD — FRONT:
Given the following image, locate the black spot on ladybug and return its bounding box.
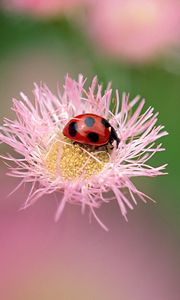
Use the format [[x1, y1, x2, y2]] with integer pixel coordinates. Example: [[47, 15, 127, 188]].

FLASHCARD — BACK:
[[87, 132, 99, 143], [84, 117, 95, 127], [101, 118, 110, 128], [68, 122, 78, 137]]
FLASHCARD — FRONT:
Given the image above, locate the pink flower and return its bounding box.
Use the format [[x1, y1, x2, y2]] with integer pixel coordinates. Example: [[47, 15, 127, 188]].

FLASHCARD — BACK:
[[0, 75, 167, 230], [2, 0, 86, 17], [88, 0, 180, 63]]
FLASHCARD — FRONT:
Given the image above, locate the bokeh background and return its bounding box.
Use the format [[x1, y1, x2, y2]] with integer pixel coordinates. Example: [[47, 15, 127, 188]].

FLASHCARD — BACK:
[[0, 1, 180, 299]]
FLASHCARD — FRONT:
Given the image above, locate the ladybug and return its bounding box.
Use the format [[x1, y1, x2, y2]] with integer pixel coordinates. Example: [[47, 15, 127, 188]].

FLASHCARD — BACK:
[[63, 113, 120, 148]]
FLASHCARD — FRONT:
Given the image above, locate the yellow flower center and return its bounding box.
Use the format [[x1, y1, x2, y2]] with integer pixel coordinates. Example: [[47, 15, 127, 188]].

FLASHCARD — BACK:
[[44, 135, 110, 181]]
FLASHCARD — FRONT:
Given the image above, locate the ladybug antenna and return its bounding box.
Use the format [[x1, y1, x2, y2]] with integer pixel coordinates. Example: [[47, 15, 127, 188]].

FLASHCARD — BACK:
[[116, 137, 120, 148]]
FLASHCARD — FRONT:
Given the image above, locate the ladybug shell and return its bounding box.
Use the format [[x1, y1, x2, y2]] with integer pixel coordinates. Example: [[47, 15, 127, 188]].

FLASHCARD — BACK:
[[63, 113, 111, 146]]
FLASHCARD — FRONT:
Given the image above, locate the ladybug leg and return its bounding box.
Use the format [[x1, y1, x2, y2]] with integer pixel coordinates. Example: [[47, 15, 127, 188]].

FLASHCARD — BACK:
[[103, 143, 113, 152], [106, 143, 114, 151], [91, 145, 97, 151]]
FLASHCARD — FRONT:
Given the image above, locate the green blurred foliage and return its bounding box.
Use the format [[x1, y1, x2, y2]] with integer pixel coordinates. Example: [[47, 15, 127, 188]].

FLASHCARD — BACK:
[[0, 11, 179, 230]]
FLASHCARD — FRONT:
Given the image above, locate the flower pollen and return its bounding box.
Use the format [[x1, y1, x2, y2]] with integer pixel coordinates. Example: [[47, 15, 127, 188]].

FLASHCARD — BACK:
[[45, 136, 110, 180]]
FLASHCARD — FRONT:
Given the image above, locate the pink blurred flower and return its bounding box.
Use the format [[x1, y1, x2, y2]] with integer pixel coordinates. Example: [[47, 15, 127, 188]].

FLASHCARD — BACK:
[[88, 0, 180, 63], [0, 75, 167, 229], [2, 0, 86, 17]]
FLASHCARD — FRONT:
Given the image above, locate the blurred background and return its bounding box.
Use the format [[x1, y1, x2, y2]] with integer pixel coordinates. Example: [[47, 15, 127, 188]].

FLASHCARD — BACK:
[[0, 1, 180, 299]]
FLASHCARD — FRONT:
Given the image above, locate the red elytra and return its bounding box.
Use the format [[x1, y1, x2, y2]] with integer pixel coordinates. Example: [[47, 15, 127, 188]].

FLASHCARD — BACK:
[[63, 113, 120, 148]]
